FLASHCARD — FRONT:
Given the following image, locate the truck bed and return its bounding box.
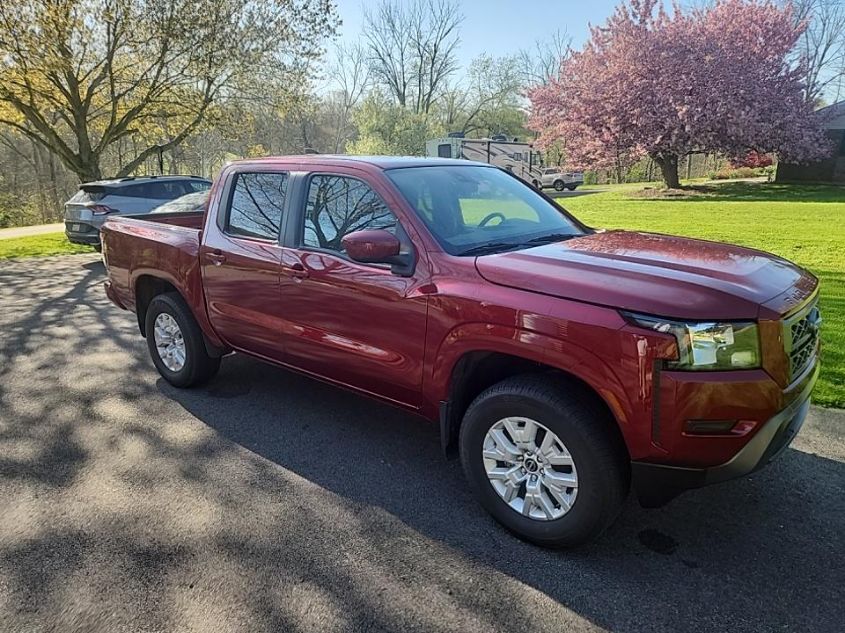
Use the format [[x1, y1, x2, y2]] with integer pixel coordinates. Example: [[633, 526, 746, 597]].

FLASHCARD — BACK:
[[100, 212, 206, 318], [127, 211, 205, 230]]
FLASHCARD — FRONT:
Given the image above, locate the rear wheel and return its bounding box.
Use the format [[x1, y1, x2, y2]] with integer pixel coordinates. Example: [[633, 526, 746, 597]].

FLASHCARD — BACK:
[[566, 184, 577, 191], [145, 292, 220, 388], [553, 180, 566, 191], [459, 374, 629, 548]]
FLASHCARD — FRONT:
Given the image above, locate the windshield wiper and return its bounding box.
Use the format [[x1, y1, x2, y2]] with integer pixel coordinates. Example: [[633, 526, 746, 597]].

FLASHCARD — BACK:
[[456, 242, 521, 256], [521, 233, 578, 246], [457, 234, 579, 256]]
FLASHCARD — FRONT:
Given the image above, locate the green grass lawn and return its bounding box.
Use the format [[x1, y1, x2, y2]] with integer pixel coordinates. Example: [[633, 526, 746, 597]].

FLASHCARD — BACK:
[[562, 181, 845, 408], [0, 233, 90, 260]]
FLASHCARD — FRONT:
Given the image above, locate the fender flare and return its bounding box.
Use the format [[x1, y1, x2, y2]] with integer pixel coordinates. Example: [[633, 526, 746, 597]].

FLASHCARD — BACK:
[[131, 267, 226, 352], [431, 323, 636, 454]]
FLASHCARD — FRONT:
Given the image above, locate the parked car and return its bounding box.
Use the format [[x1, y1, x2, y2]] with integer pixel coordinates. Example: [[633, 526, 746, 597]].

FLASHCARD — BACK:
[[540, 168, 584, 191], [101, 156, 820, 548], [64, 175, 211, 249]]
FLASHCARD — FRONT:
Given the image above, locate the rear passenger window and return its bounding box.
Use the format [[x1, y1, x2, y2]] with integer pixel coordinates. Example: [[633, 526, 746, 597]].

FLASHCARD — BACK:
[[119, 184, 148, 198], [303, 175, 397, 254], [185, 180, 211, 193], [157, 181, 188, 199], [120, 182, 184, 199], [226, 172, 288, 240]]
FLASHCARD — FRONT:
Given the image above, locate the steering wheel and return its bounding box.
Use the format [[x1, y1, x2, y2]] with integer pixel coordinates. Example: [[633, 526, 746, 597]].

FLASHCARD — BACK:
[[478, 212, 506, 227]]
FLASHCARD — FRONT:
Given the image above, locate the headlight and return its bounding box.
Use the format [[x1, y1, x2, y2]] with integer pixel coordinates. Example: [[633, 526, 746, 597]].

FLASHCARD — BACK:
[[624, 313, 761, 370]]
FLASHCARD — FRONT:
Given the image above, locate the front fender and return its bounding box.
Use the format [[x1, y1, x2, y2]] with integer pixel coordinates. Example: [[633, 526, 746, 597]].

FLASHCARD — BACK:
[[429, 322, 639, 435]]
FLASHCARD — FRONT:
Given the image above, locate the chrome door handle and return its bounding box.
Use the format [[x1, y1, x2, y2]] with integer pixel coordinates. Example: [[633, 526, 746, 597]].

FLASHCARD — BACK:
[[283, 263, 309, 279], [206, 251, 227, 266]]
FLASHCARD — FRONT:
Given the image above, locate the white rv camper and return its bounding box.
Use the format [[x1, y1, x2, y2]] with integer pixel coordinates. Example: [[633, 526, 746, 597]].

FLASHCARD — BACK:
[[425, 137, 545, 188]]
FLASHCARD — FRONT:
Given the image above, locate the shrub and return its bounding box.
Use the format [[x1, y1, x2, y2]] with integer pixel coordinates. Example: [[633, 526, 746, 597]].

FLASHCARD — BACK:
[[709, 166, 765, 180], [731, 150, 774, 169]]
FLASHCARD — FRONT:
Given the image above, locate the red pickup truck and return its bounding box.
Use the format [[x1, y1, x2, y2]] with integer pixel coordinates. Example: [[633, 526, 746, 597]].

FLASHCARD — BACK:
[[101, 156, 821, 547]]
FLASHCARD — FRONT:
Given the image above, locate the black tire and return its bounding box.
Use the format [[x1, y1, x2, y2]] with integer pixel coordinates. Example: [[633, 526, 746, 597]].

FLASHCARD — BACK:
[[532, 180, 542, 189], [145, 292, 220, 388], [553, 180, 566, 191], [459, 374, 629, 548], [566, 184, 577, 191]]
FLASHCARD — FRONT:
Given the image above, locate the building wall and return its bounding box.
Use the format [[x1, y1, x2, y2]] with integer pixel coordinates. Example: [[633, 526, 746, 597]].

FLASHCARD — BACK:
[[777, 129, 845, 183]]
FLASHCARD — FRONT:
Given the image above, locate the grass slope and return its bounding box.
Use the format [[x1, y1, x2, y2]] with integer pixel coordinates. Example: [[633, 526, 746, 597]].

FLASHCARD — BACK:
[[562, 182, 844, 408], [0, 233, 90, 260]]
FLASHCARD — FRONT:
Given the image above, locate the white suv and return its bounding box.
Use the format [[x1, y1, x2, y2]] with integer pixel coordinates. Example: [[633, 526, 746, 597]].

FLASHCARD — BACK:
[[64, 176, 211, 249], [540, 168, 584, 191]]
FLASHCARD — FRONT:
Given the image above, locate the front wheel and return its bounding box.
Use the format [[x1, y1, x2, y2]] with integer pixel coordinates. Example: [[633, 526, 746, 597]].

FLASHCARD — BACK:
[[145, 292, 220, 388], [553, 180, 566, 191], [459, 374, 629, 548]]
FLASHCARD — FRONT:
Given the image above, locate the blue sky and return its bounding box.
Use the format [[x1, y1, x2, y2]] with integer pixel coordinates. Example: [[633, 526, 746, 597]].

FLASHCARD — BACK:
[[331, 0, 623, 64]]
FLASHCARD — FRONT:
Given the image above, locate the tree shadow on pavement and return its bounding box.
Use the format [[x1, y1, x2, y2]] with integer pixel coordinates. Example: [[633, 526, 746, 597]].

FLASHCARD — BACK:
[[1, 253, 843, 633], [166, 354, 845, 633]]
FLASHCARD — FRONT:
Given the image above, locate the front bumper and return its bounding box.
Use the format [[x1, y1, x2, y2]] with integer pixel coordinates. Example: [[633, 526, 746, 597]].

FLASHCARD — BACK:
[[65, 221, 100, 246], [632, 362, 818, 507]]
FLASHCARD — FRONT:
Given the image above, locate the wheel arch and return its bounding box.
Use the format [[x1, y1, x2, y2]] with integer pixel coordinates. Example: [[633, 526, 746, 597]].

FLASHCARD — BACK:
[[134, 274, 180, 337], [437, 341, 633, 460], [133, 273, 228, 357]]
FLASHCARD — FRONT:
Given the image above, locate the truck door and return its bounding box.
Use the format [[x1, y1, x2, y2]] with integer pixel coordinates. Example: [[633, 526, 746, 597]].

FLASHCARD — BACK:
[[200, 169, 290, 362], [277, 170, 429, 408]]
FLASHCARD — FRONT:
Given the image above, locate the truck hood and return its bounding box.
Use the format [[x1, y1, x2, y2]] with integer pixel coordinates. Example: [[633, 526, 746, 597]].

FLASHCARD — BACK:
[[474, 231, 817, 321]]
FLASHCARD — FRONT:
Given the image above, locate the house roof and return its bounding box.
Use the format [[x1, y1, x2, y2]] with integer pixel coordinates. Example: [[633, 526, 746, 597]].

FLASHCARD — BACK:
[[818, 101, 845, 129]]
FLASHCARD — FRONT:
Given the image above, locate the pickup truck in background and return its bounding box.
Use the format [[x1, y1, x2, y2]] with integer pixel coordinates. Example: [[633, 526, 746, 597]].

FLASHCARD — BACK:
[[101, 156, 820, 548]]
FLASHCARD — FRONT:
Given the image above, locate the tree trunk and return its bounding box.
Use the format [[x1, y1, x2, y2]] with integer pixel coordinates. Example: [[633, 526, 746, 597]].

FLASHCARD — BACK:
[[30, 138, 50, 223], [77, 159, 102, 183], [654, 154, 680, 188]]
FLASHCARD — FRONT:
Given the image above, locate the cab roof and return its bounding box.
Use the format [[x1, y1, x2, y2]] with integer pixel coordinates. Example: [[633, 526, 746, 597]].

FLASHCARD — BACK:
[[226, 155, 490, 171]]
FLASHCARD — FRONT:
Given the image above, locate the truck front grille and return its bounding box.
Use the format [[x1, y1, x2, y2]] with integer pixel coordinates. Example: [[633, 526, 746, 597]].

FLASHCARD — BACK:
[[784, 300, 821, 381]]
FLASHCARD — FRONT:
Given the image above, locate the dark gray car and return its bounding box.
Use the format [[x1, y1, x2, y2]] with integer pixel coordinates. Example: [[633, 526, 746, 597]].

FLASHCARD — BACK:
[[64, 176, 211, 248]]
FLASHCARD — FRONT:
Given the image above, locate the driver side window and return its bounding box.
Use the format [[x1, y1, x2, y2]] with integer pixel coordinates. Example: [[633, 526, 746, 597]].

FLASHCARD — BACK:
[[302, 175, 398, 254]]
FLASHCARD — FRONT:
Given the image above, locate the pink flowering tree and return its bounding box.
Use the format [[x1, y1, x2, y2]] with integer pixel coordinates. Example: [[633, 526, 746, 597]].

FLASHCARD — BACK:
[[528, 0, 832, 188]]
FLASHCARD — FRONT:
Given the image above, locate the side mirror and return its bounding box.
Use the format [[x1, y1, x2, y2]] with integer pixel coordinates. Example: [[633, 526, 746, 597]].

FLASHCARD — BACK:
[[341, 229, 415, 276]]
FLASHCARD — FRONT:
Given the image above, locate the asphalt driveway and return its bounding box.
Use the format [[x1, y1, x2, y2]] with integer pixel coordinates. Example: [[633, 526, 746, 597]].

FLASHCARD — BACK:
[[1, 254, 843, 633]]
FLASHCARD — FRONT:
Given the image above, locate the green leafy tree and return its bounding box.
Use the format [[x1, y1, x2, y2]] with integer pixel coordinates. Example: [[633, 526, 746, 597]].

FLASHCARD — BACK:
[[346, 91, 444, 155], [0, 0, 338, 182]]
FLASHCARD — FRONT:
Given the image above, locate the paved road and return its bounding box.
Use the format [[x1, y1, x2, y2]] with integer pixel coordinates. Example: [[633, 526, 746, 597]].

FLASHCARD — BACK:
[[1, 254, 843, 633], [547, 188, 603, 199], [0, 223, 64, 240]]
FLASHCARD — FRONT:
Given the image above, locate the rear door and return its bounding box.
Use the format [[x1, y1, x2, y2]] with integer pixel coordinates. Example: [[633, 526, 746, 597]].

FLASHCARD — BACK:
[[277, 169, 429, 408], [200, 169, 290, 362]]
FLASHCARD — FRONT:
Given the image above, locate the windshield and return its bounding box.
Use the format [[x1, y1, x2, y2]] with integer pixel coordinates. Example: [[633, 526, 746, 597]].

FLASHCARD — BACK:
[[386, 165, 586, 256]]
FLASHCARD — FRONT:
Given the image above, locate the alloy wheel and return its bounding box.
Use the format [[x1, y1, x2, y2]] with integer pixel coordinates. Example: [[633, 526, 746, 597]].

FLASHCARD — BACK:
[[153, 313, 186, 372], [482, 416, 578, 521]]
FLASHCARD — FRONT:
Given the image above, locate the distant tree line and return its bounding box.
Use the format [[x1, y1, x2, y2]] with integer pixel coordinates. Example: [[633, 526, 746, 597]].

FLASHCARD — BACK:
[[0, 0, 842, 226]]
